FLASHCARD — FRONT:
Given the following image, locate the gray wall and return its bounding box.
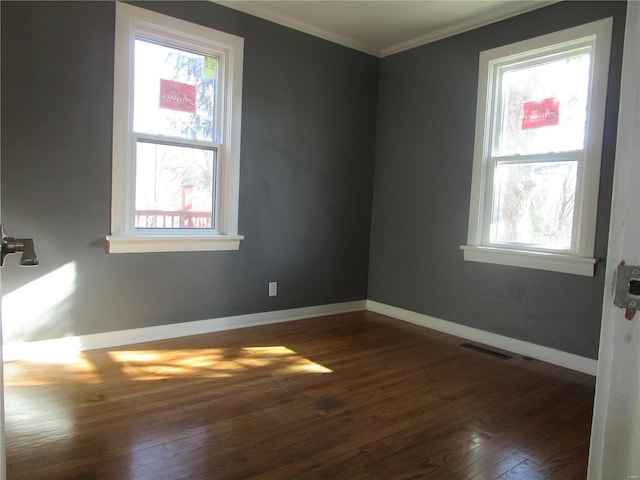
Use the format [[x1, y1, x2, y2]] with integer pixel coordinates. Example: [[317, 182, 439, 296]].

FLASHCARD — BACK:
[[1, 1, 378, 342], [368, 1, 627, 359]]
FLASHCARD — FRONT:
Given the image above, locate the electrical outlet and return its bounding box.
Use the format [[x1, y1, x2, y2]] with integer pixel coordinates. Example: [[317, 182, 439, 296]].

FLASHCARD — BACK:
[[268, 282, 277, 297]]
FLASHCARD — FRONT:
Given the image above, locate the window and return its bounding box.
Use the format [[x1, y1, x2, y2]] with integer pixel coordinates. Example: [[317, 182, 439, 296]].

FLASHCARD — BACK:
[[106, 3, 244, 253], [461, 18, 613, 276]]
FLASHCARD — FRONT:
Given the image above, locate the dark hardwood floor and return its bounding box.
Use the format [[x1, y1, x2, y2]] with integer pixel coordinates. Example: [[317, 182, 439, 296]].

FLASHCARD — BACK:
[[4, 311, 595, 479]]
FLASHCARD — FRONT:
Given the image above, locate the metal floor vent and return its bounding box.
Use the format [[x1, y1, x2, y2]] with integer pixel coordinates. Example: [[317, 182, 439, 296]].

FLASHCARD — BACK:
[[460, 343, 513, 360]]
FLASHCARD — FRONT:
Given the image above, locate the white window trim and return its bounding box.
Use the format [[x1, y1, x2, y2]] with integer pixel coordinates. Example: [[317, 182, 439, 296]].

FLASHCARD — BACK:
[[462, 18, 613, 276], [106, 2, 244, 253]]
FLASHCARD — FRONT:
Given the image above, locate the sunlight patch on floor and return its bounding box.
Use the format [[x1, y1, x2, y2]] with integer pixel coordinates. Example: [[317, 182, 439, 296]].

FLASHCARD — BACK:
[[107, 346, 332, 380], [4, 343, 332, 385], [4, 347, 102, 386]]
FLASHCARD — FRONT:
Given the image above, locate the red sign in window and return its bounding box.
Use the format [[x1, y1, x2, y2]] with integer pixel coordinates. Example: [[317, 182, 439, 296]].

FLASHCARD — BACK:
[[159, 79, 196, 113], [522, 97, 559, 130]]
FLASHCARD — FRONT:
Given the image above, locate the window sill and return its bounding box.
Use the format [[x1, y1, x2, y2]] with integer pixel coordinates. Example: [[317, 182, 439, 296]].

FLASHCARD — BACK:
[[460, 245, 598, 276], [106, 234, 244, 253]]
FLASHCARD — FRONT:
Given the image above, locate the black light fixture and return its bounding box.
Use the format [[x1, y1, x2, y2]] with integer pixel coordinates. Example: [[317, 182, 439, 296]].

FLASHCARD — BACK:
[[0, 225, 38, 266]]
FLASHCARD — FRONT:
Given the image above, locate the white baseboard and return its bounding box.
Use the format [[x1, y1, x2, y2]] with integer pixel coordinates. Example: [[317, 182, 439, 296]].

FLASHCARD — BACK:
[[3, 300, 366, 362], [4, 298, 597, 375], [366, 300, 598, 376]]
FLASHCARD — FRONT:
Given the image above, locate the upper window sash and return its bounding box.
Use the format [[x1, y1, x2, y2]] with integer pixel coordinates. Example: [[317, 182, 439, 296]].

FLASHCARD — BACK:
[[489, 47, 593, 158], [132, 37, 223, 145]]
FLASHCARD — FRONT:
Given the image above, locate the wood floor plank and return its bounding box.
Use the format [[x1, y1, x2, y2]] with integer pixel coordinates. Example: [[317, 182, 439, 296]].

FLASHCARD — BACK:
[[4, 311, 595, 479]]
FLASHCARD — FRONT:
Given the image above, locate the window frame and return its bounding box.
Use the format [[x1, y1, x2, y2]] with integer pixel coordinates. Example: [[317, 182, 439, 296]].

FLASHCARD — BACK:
[[106, 2, 244, 254], [462, 18, 613, 276]]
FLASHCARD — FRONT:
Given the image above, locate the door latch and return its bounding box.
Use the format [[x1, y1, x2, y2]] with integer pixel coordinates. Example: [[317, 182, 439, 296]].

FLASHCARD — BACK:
[[614, 261, 640, 320], [0, 225, 39, 267]]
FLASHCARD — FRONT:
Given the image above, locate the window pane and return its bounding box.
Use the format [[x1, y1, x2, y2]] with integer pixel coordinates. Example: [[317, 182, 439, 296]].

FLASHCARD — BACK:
[[135, 142, 216, 230], [490, 161, 576, 250], [496, 52, 591, 156], [133, 39, 218, 142]]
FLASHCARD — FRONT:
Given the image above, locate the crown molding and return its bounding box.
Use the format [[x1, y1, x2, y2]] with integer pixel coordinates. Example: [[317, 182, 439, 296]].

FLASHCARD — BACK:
[[380, 1, 558, 57], [215, 1, 558, 58]]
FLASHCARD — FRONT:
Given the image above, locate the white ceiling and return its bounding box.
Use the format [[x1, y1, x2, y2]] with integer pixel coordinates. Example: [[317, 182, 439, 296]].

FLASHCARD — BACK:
[[215, 0, 556, 57]]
